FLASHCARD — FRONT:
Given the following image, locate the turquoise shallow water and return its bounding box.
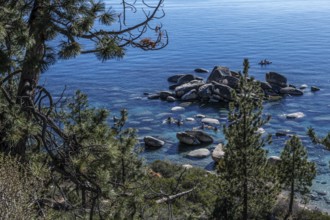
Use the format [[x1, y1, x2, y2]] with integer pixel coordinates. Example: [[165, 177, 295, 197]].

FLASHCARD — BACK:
[[44, 0, 330, 211]]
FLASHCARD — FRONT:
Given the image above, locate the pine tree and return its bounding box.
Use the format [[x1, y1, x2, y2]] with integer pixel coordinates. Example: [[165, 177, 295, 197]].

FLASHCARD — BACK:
[[279, 135, 316, 220], [215, 59, 278, 219], [0, 0, 167, 156]]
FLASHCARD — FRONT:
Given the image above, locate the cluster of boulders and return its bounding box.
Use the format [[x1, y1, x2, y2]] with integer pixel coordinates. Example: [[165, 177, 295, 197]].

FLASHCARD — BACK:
[[147, 66, 320, 104]]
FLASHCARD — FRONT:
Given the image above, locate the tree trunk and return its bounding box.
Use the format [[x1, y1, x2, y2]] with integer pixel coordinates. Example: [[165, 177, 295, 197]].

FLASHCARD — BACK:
[[14, 0, 45, 157]]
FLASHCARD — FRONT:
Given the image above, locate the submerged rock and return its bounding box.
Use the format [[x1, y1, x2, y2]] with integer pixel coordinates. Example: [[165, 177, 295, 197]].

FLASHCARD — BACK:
[[144, 136, 165, 148], [187, 148, 210, 158]]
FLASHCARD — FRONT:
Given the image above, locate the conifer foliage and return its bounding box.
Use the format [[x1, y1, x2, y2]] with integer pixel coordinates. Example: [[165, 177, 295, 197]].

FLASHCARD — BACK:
[[214, 59, 278, 219], [279, 135, 316, 219]]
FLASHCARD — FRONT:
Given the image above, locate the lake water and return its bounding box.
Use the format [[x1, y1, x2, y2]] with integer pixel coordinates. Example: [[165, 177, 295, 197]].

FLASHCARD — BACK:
[[44, 0, 330, 211]]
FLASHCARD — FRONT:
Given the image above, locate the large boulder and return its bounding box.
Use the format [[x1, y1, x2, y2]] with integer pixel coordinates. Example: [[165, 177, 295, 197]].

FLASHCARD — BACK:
[[187, 148, 210, 158], [177, 74, 195, 85], [144, 136, 165, 148], [185, 130, 214, 144], [219, 76, 240, 89], [279, 87, 303, 96], [181, 89, 199, 101], [266, 72, 287, 88], [212, 143, 225, 162], [176, 132, 200, 145], [212, 82, 233, 101], [167, 74, 185, 83], [175, 80, 205, 98], [207, 66, 231, 83], [198, 83, 213, 100]]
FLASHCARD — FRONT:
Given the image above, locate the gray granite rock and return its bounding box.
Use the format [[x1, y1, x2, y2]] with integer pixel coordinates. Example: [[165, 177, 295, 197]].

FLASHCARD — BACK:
[[207, 66, 231, 83], [144, 136, 165, 148], [176, 132, 200, 145], [187, 148, 210, 158]]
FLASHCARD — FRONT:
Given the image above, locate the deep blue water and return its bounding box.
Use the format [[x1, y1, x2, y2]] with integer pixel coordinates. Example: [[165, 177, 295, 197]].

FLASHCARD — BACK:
[[44, 0, 330, 211]]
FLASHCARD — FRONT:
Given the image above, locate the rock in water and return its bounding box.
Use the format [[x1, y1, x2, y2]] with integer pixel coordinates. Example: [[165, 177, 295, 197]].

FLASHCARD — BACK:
[[185, 130, 214, 143], [181, 89, 199, 101], [166, 96, 176, 102], [198, 83, 213, 100], [207, 66, 231, 83], [171, 106, 185, 112], [159, 91, 173, 100], [311, 86, 320, 92], [219, 76, 240, 89], [177, 74, 196, 85], [147, 94, 160, 99], [212, 143, 225, 162], [176, 132, 200, 145], [167, 74, 185, 83], [266, 72, 287, 88], [279, 87, 303, 96], [300, 84, 308, 89], [175, 81, 205, 98], [194, 68, 209, 73], [286, 112, 305, 119], [144, 136, 165, 148], [187, 148, 210, 158], [202, 118, 220, 125], [212, 82, 233, 101]]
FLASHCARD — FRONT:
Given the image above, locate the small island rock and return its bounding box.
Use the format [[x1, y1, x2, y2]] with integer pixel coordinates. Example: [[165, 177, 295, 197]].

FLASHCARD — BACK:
[[286, 112, 305, 119], [176, 132, 200, 145], [202, 118, 220, 125], [144, 136, 165, 148]]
